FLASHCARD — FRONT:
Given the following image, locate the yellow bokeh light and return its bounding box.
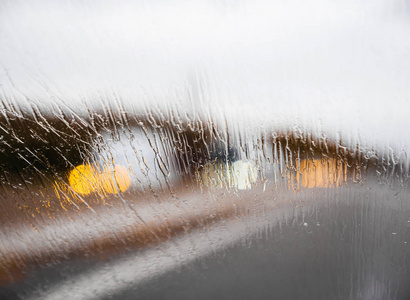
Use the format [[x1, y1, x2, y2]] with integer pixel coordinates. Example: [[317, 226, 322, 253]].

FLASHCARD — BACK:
[[100, 165, 132, 194], [68, 164, 131, 196], [297, 158, 344, 188], [68, 164, 100, 195]]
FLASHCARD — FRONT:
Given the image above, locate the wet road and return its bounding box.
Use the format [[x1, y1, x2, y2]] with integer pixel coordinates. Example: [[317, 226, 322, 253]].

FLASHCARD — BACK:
[[2, 176, 410, 300]]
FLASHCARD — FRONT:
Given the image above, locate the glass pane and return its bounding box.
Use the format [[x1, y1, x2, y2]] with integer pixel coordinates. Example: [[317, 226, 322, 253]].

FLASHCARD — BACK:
[[1, 1, 410, 299]]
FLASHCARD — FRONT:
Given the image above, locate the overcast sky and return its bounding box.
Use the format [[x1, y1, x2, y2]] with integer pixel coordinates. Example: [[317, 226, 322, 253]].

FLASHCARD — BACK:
[[1, 0, 410, 153]]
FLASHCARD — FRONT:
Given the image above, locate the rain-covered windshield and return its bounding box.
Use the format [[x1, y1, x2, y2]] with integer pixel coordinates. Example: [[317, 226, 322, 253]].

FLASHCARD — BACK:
[[1, 1, 410, 299]]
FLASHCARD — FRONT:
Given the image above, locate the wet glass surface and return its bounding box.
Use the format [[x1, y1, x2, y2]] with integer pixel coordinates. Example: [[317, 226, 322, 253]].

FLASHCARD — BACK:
[[1, 1, 410, 299]]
